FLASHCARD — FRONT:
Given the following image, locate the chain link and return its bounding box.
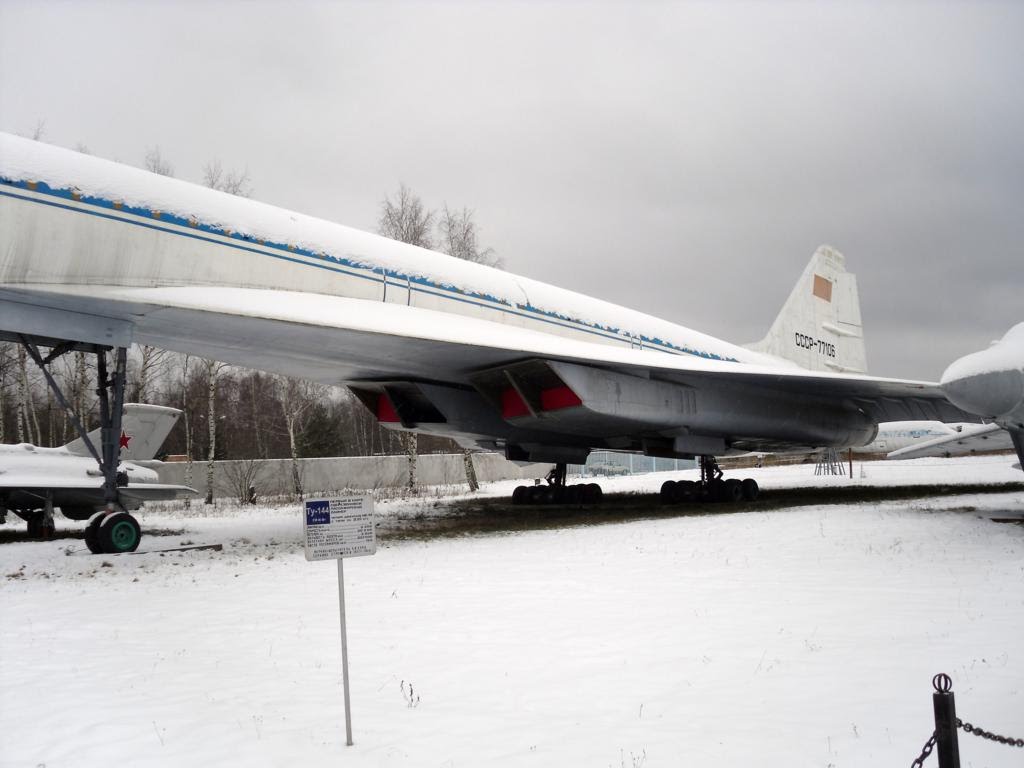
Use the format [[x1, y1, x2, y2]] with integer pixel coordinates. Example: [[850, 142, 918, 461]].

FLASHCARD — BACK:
[[910, 731, 937, 767], [958, 718, 1024, 748]]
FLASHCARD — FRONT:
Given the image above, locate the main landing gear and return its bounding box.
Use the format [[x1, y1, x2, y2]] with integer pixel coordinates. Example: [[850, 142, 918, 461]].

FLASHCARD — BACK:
[[21, 337, 142, 554], [659, 455, 759, 505], [511, 462, 604, 506]]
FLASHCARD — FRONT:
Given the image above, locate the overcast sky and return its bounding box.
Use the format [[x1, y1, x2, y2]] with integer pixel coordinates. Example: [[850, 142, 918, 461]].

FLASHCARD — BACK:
[[1, 1, 1020, 380]]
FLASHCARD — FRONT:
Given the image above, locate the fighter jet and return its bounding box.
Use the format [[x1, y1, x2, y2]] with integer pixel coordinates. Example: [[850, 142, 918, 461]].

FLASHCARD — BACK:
[[0, 403, 196, 550]]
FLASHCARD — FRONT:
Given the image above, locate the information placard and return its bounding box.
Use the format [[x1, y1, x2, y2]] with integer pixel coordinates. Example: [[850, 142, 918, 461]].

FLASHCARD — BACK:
[[303, 495, 376, 561]]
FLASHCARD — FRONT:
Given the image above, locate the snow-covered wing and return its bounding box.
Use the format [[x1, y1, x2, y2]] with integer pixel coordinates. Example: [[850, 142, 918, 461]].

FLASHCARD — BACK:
[[0, 283, 970, 427], [886, 423, 1013, 460]]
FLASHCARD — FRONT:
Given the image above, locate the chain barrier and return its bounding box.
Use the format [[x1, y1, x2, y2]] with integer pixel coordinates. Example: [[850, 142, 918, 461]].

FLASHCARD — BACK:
[[910, 731, 936, 768], [908, 673, 1023, 765], [958, 718, 1024, 748], [911, 718, 1024, 765]]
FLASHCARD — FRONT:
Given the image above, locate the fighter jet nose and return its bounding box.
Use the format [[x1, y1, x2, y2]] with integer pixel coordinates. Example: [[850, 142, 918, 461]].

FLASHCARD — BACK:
[[941, 364, 1024, 419]]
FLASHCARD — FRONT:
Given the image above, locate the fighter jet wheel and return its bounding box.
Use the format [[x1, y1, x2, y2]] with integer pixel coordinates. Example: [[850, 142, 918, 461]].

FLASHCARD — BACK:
[[511, 485, 528, 505], [98, 512, 142, 554], [85, 512, 107, 554]]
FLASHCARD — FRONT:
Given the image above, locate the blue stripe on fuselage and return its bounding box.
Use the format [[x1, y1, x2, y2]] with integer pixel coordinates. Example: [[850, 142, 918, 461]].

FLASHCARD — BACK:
[[0, 178, 737, 362]]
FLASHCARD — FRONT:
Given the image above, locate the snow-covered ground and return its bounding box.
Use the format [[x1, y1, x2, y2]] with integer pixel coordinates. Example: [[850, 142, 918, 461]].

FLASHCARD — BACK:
[[2, 456, 1023, 767]]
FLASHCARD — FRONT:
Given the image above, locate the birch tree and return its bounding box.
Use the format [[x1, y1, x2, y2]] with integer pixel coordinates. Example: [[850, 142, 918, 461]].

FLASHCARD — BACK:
[[274, 375, 323, 499], [378, 184, 435, 492], [378, 183, 435, 250], [203, 359, 229, 505], [179, 354, 194, 508], [437, 205, 501, 268], [130, 344, 169, 403], [144, 146, 174, 177], [203, 160, 253, 197], [435, 204, 500, 491]]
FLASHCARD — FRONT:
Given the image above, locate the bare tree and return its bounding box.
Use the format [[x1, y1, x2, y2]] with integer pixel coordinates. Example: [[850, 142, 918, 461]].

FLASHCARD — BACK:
[[16, 345, 40, 444], [273, 375, 323, 499], [222, 459, 268, 504], [73, 352, 90, 435], [130, 344, 169, 403], [203, 159, 253, 197], [177, 353, 195, 507], [0, 345, 9, 443], [377, 184, 438, 491], [378, 184, 435, 248], [203, 359, 229, 505], [144, 146, 174, 177], [436, 203, 500, 491], [437, 205, 501, 268], [24, 119, 45, 141]]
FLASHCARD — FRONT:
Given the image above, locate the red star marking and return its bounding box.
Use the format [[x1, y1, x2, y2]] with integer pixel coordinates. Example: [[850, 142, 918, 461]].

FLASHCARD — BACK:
[[119, 431, 132, 450]]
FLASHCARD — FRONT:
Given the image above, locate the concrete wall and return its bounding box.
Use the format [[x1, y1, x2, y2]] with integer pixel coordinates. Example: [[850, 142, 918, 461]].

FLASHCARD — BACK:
[[157, 453, 551, 500]]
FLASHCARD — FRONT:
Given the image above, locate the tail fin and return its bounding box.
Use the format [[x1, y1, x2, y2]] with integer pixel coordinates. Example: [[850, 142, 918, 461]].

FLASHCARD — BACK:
[[745, 245, 867, 374], [65, 403, 181, 461]]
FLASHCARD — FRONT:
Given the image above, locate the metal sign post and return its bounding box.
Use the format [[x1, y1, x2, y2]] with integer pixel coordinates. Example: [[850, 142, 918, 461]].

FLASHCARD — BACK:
[[304, 495, 376, 748], [337, 557, 353, 746]]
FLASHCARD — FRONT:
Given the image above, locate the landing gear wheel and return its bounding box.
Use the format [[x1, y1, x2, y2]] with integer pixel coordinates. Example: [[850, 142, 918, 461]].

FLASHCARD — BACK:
[[701, 480, 720, 503], [659, 480, 677, 503], [85, 512, 106, 554], [582, 483, 603, 505], [98, 512, 141, 554], [674, 480, 698, 503], [512, 486, 528, 506], [741, 478, 760, 502], [26, 513, 43, 538], [718, 478, 743, 503]]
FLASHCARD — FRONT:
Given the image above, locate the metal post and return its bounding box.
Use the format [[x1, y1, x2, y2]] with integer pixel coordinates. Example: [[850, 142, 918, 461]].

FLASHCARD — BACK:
[[932, 673, 960, 768], [337, 557, 354, 746]]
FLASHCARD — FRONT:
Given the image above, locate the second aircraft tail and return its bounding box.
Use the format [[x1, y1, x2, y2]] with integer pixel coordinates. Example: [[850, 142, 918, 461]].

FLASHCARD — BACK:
[[65, 403, 181, 461]]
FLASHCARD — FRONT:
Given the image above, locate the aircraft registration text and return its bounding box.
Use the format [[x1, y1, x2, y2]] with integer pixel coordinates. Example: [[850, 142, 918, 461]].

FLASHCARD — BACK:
[[794, 332, 836, 358]]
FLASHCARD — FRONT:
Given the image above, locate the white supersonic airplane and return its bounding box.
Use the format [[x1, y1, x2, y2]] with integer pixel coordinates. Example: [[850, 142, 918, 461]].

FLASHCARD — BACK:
[[0, 403, 196, 550], [0, 132, 1012, 548]]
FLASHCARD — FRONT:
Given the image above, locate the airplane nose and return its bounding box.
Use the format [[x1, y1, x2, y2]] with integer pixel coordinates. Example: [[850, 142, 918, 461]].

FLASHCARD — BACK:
[[941, 365, 1024, 419]]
